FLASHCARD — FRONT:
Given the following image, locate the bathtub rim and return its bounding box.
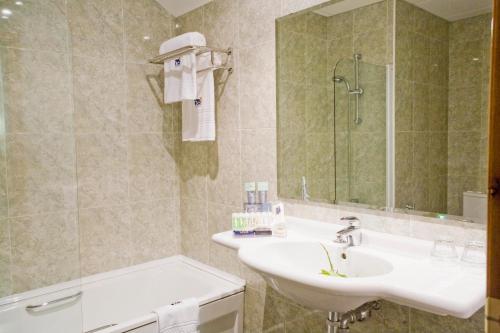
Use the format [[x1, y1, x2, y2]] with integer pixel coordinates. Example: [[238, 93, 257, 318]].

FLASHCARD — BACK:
[[0, 255, 245, 309]]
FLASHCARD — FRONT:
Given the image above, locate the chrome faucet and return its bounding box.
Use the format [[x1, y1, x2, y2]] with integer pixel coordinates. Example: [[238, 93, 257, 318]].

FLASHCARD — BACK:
[[334, 216, 361, 246]]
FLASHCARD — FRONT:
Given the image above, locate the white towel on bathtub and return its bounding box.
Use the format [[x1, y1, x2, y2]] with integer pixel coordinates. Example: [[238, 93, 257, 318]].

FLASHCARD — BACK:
[[153, 298, 200, 333]]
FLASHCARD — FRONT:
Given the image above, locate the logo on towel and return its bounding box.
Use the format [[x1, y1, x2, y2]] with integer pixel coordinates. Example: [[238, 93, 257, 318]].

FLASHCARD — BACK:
[[194, 98, 202, 107], [174, 58, 181, 66], [171, 301, 181, 306]]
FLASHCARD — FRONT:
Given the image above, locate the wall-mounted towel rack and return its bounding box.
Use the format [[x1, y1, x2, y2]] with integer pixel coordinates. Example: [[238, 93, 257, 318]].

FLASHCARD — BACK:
[[149, 45, 233, 74]]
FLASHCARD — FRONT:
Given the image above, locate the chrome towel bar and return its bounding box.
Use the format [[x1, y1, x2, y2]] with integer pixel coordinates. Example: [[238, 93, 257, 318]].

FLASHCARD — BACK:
[[149, 45, 233, 73], [25, 291, 82, 311]]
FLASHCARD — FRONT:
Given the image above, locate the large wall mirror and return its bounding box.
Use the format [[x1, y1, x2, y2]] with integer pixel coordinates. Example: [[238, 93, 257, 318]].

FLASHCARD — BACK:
[[277, 0, 492, 224]]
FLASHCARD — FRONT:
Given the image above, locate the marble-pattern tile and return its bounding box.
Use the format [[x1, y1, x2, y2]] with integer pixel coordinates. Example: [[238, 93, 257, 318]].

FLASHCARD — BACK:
[[180, 198, 208, 264], [10, 211, 80, 293], [6, 133, 77, 217], [79, 205, 131, 276], [0, 0, 68, 52], [240, 41, 276, 129], [238, 0, 281, 49], [67, 0, 124, 60], [0, 136, 7, 220], [179, 142, 208, 201], [448, 131, 480, 178], [409, 307, 484, 333], [0, 218, 11, 297], [204, 0, 239, 49], [326, 11, 353, 41], [123, 0, 173, 64], [207, 131, 242, 207], [176, 6, 203, 35], [354, 27, 387, 66], [353, 1, 387, 34], [126, 63, 166, 133], [76, 133, 128, 209], [128, 133, 177, 202], [395, 79, 413, 131], [130, 199, 179, 264], [72, 55, 127, 134], [412, 83, 429, 131], [1, 48, 73, 134]]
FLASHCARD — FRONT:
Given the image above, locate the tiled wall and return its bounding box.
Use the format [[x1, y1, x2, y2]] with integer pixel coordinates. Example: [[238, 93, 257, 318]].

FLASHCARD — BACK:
[[329, 0, 390, 206], [394, 0, 449, 213], [394, 0, 491, 216], [277, 1, 390, 206], [0, 0, 181, 297], [447, 13, 491, 215], [176, 0, 483, 332], [277, 12, 334, 202]]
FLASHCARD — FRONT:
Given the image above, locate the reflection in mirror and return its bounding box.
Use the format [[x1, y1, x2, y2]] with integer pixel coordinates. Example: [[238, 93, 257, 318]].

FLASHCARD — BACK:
[[394, 1, 491, 223], [276, 0, 492, 224], [277, 0, 392, 206]]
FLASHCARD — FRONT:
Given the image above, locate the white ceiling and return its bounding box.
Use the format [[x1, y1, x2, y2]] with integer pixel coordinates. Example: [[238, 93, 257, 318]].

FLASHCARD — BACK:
[[155, 0, 211, 17], [314, 0, 492, 21], [405, 0, 492, 21]]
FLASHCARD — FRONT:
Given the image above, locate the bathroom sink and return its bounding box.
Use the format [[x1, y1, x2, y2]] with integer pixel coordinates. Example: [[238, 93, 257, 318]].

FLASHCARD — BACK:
[[214, 217, 486, 318], [238, 241, 393, 312]]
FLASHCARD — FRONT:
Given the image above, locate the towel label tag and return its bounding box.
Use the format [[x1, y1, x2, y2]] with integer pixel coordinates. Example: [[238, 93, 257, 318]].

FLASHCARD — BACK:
[[174, 58, 181, 66], [194, 98, 202, 107]]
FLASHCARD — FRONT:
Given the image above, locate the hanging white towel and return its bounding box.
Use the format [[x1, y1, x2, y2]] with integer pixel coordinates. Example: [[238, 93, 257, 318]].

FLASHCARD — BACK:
[[160, 32, 207, 104], [164, 53, 197, 103], [181, 53, 216, 142], [153, 298, 199, 333]]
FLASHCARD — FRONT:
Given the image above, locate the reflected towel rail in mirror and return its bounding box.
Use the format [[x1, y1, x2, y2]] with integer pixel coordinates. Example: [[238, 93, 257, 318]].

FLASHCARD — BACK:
[[149, 45, 233, 73]]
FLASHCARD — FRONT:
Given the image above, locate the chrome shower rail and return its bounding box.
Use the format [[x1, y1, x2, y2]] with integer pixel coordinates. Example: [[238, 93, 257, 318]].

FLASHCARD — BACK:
[[149, 45, 233, 73]]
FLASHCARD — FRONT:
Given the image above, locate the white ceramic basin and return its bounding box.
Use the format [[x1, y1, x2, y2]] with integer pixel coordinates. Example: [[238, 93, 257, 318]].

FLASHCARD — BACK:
[[213, 216, 486, 318], [239, 241, 393, 312]]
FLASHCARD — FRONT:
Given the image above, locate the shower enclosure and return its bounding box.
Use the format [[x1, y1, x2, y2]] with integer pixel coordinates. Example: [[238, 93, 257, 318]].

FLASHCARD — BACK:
[[333, 55, 387, 207]]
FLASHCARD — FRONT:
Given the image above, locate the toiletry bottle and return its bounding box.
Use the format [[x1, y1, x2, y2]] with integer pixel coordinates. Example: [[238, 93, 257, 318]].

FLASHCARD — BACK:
[[272, 202, 287, 237], [257, 181, 272, 212]]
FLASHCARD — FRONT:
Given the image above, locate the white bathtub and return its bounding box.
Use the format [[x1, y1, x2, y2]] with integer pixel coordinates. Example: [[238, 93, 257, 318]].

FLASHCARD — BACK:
[[0, 256, 245, 333]]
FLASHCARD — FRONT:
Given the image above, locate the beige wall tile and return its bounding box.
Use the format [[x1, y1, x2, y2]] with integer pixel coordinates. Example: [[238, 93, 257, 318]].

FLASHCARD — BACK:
[[79, 205, 131, 276], [238, 0, 281, 49], [123, 0, 174, 64], [10, 211, 80, 293], [6, 133, 77, 217], [72, 56, 127, 134], [130, 199, 179, 264], [126, 63, 166, 133], [128, 133, 177, 202], [204, 0, 239, 49], [0, 0, 68, 52], [240, 41, 276, 129], [1, 48, 73, 134], [76, 133, 129, 209], [0, 219, 11, 297], [180, 198, 208, 264], [67, 0, 124, 60]]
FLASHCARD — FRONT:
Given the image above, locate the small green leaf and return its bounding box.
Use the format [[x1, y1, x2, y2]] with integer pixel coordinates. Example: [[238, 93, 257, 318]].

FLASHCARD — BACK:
[[320, 269, 332, 276]]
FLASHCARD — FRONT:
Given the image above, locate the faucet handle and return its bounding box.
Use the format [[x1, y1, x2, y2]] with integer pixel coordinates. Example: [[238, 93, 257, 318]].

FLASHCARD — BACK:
[[340, 216, 360, 227]]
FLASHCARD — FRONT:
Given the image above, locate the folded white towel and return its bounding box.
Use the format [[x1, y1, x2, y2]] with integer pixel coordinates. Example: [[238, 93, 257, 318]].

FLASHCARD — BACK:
[[154, 298, 199, 333], [160, 32, 207, 104], [159, 32, 206, 55], [181, 53, 216, 142]]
